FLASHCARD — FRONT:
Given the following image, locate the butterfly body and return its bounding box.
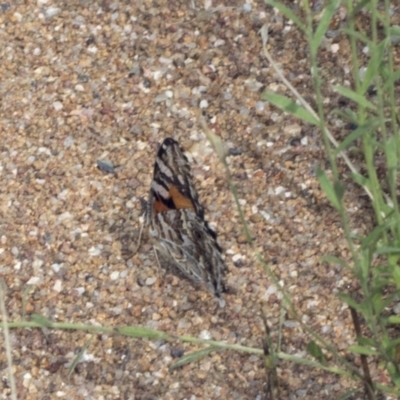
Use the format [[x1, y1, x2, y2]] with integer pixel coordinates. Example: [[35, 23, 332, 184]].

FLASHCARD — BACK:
[[146, 138, 226, 298]]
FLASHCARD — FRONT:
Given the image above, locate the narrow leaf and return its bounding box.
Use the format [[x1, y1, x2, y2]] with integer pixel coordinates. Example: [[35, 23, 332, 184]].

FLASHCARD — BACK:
[[316, 168, 341, 211], [169, 346, 222, 370], [311, 0, 340, 53], [306, 341, 326, 366], [347, 345, 378, 356], [262, 92, 319, 125], [321, 255, 347, 267], [388, 316, 400, 324], [264, 0, 306, 32], [335, 120, 381, 154], [376, 247, 400, 255], [337, 294, 360, 311], [116, 326, 171, 340], [392, 266, 400, 290], [31, 314, 53, 327], [350, 172, 370, 188], [333, 85, 377, 110], [68, 336, 93, 378]]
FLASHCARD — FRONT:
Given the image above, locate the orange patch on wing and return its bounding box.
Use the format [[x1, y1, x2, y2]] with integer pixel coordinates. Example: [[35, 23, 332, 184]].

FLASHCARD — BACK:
[[170, 185, 195, 210], [153, 199, 171, 213]]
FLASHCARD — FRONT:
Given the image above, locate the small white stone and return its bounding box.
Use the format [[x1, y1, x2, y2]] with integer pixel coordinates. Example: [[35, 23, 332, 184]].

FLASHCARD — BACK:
[[275, 186, 285, 195], [51, 263, 62, 273], [75, 84, 84, 92], [300, 136, 308, 145], [165, 90, 173, 98], [199, 330, 212, 340], [64, 136, 74, 148], [74, 287, 85, 295], [331, 43, 339, 53], [57, 189, 68, 200], [33, 259, 43, 269], [33, 47, 41, 56], [57, 212, 73, 223], [53, 280, 62, 292], [14, 262, 21, 270], [145, 276, 157, 286], [232, 254, 243, 262], [45, 7, 61, 18], [199, 99, 208, 109], [26, 277, 40, 285], [214, 39, 225, 47], [266, 285, 277, 295], [87, 45, 98, 54], [89, 246, 101, 256], [110, 271, 119, 280], [53, 101, 63, 111], [13, 12, 23, 22]]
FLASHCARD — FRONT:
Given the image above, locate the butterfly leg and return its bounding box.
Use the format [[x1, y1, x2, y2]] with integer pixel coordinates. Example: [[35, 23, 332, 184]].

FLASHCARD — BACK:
[[134, 212, 146, 252]]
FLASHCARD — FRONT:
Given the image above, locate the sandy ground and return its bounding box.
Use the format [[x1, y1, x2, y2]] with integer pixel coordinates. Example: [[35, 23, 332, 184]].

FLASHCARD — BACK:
[[1, 1, 399, 399]]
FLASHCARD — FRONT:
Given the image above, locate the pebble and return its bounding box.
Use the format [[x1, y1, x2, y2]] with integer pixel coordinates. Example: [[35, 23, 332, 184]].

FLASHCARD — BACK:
[[53, 101, 63, 111], [45, 7, 61, 18], [145, 276, 157, 286], [110, 271, 119, 280]]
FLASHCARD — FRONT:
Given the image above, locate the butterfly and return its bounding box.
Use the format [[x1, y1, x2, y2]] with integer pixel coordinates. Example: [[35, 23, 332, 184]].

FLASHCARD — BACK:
[[144, 138, 226, 301]]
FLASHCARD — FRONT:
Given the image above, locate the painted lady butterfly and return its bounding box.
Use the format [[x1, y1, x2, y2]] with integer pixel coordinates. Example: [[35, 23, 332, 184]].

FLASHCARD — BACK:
[[145, 138, 226, 300]]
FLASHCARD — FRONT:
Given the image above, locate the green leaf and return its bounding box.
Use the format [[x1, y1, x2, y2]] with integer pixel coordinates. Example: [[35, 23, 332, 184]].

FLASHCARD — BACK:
[[386, 136, 397, 170], [306, 341, 326, 366], [337, 293, 360, 311], [333, 85, 377, 111], [321, 255, 347, 267], [353, 0, 373, 15], [264, 0, 306, 33], [347, 345, 378, 356], [388, 316, 400, 324], [341, 28, 370, 45], [316, 168, 341, 211], [333, 180, 345, 203], [360, 42, 384, 95], [330, 108, 358, 124], [350, 172, 370, 188], [392, 266, 400, 290], [371, 292, 385, 314], [334, 123, 372, 155], [376, 247, 400, 255], [68, 336, 93, 378], [262, 92, 319, 125], [31, 314, 53, 327], [336, 388, 363, 400], [116, 326, 171, 340], [360, 41, 385, 95], [357, 336, 377, 348], [361, 224, 383, 248], [383, 69, 400, 90], [388, 25, 400, 39], [169, 346, 222, 370], [311, 0, 340, 54]]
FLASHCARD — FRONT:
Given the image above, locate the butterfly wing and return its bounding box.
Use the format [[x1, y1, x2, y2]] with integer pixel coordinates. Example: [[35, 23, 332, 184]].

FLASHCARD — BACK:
[[147, 137, 204, 220], [152, 209, 225, 297], [146, 138, 226, 298]]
